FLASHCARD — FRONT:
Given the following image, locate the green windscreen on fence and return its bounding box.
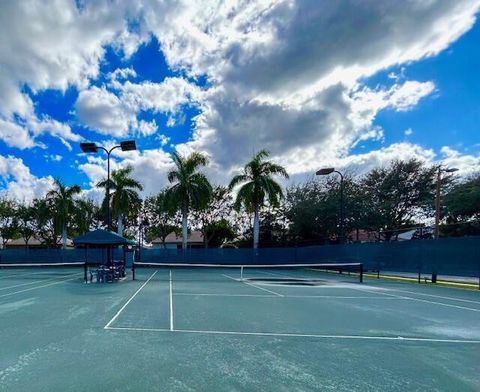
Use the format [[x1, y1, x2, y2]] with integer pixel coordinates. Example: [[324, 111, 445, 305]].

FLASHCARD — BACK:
[[137, 236, 480, 278], [0, 248, 134, 267], [1, 236, 478, 278]]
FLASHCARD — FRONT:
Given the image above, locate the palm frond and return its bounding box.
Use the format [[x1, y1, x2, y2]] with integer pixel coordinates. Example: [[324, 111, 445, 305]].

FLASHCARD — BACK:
[[228, 174, 249, 190]]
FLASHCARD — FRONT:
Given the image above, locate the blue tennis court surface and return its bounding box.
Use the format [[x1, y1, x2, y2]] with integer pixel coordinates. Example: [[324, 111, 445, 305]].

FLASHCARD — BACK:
[[1, 266, 479, 391]]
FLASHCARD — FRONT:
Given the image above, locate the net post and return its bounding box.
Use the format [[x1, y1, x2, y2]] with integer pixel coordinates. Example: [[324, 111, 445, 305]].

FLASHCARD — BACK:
[[359, 263, 363, 283], [132, 263, 136, 281], [240, 266, 244, 280], [84, 262, 88, 283]]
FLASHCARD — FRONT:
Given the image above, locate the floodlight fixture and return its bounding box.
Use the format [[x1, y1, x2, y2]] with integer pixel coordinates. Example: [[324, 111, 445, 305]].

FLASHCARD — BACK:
[[316, 167, 335, 176], [444, 167, 459, 173], [120, 140, 137, 151], [80, 142, 98, 153]]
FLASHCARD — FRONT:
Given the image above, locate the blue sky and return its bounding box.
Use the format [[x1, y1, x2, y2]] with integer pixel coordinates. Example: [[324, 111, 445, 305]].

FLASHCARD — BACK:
[[358, 21, 480, 155], [0, 1, 479, 201]]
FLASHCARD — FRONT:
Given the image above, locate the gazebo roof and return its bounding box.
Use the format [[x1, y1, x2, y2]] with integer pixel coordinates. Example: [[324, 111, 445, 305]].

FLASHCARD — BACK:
[[73, 229, 135, 246]]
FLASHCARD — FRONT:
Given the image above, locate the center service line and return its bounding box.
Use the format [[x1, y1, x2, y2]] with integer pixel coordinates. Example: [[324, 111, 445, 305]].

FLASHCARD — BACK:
[[104, 270, 157, 329]]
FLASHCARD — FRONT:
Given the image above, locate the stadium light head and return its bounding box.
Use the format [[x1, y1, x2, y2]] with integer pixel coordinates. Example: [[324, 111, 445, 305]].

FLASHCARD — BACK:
[[120, 140, 136, 151], [316, 167, 335, 176], [80, 142, 98, 153], [444, 167, 458, 173]]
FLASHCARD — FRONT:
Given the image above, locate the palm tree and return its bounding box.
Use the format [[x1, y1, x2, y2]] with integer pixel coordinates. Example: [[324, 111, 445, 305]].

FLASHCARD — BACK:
[[46, 179, 81, 249], [229, 149, 288, 249], [97, 166, 143, 236], [165, 152, 212, 249]]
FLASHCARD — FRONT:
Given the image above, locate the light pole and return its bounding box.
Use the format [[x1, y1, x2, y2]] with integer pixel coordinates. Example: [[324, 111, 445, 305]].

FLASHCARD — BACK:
[[80, 140, 137, 231], [434, 166, 458, 239], [316, 167, 345, 244]]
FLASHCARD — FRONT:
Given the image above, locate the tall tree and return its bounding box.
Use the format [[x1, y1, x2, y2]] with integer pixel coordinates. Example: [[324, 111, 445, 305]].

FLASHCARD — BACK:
[[72, 199, 100, 236], [97, 165, 143, 236], [165, 152, 212, 249], [144, 190, 178, 247], [0, 198, 18, 248], [360, 159, 439, 240], [46, 179, 81, 249], [442, 173, 480, 236], [33, 197, 60, 248], [284, 179, 339, 244], [191, 186, 236, 248], [16, 204, 35, 247], [229, 149, 289, 249]]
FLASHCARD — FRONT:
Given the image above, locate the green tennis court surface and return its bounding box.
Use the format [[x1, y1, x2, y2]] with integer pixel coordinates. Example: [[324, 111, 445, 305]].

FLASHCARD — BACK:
[[1, 266, 479, 391]]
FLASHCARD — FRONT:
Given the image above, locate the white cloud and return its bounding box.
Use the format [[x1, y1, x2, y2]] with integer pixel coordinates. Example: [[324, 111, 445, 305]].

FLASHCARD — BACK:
[[76, 76, 202, 136], [143, 0, 478, 97], [108, 67, 138, 84], [147, 0, 472, 180], [76, 86, 133, 136], [386, 81, 436, 111], [0, 116, 80, 150], [78, 148, 174, 197], [157, 134, 170, 146], [404, 128, 414, 136], [0, 155, 54, 202], [439, 146, 480, 177], [0, 119, 36, 149], [1, 0, 479, 197], [0, 1, 145, 148], [44, 154, 63, 162]]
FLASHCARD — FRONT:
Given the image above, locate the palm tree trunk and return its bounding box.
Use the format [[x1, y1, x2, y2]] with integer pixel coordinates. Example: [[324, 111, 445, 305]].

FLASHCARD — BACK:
[[62, 224, 67, 250], [117, 213, 123, 236], [253, 204, 260, 249], [182, 208, 188, 250]]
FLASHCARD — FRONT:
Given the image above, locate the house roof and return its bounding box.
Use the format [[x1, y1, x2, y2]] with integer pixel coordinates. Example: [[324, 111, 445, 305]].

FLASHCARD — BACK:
[[152, 230, 204, 244], [5, 236, 73, 247], [73, 229, 135, 246]]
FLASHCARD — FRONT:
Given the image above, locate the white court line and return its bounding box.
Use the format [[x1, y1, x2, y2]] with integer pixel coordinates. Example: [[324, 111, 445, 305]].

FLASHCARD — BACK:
[[352, 286, 480, 313], [104, 326, 480, 344], [175, 293, 277, 297], [0, 270, 60, 280], [0, 274, 81, 299], [278, 295, 412, 299], [169, 270, 174, 331], [173, 292, 410, 299], [386, 288, 480, 305], [0, 274, 76, 291], [104, 271, 157, 329], [222, 274, 283, 297]]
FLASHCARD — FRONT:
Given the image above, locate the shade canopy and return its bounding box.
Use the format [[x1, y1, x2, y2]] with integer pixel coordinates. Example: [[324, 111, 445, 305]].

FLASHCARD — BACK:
[[73, 229, 135, 246]]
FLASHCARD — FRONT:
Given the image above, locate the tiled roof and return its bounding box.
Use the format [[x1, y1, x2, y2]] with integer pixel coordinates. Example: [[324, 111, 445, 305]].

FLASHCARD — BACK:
[[152, 231, 204, 244]]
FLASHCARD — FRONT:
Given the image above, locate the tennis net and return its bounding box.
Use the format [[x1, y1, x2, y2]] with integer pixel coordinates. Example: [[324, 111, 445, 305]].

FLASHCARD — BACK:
[[0, 262, 88, 282], [132, 262, 363, 284]]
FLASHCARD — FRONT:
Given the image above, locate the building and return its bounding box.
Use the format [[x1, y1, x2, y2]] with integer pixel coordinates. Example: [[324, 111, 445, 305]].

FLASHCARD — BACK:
[[151, 231, 204, 249], [347, 229, 383, 243], [3, 236, 74, 249]]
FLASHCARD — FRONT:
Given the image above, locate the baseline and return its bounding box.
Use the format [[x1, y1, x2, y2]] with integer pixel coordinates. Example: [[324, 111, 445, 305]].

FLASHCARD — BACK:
[[104, 326, 480, 344]]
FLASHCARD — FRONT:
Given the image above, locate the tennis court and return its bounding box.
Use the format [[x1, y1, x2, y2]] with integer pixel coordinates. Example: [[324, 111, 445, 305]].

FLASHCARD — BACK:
[[0, 263, 479, 391]]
